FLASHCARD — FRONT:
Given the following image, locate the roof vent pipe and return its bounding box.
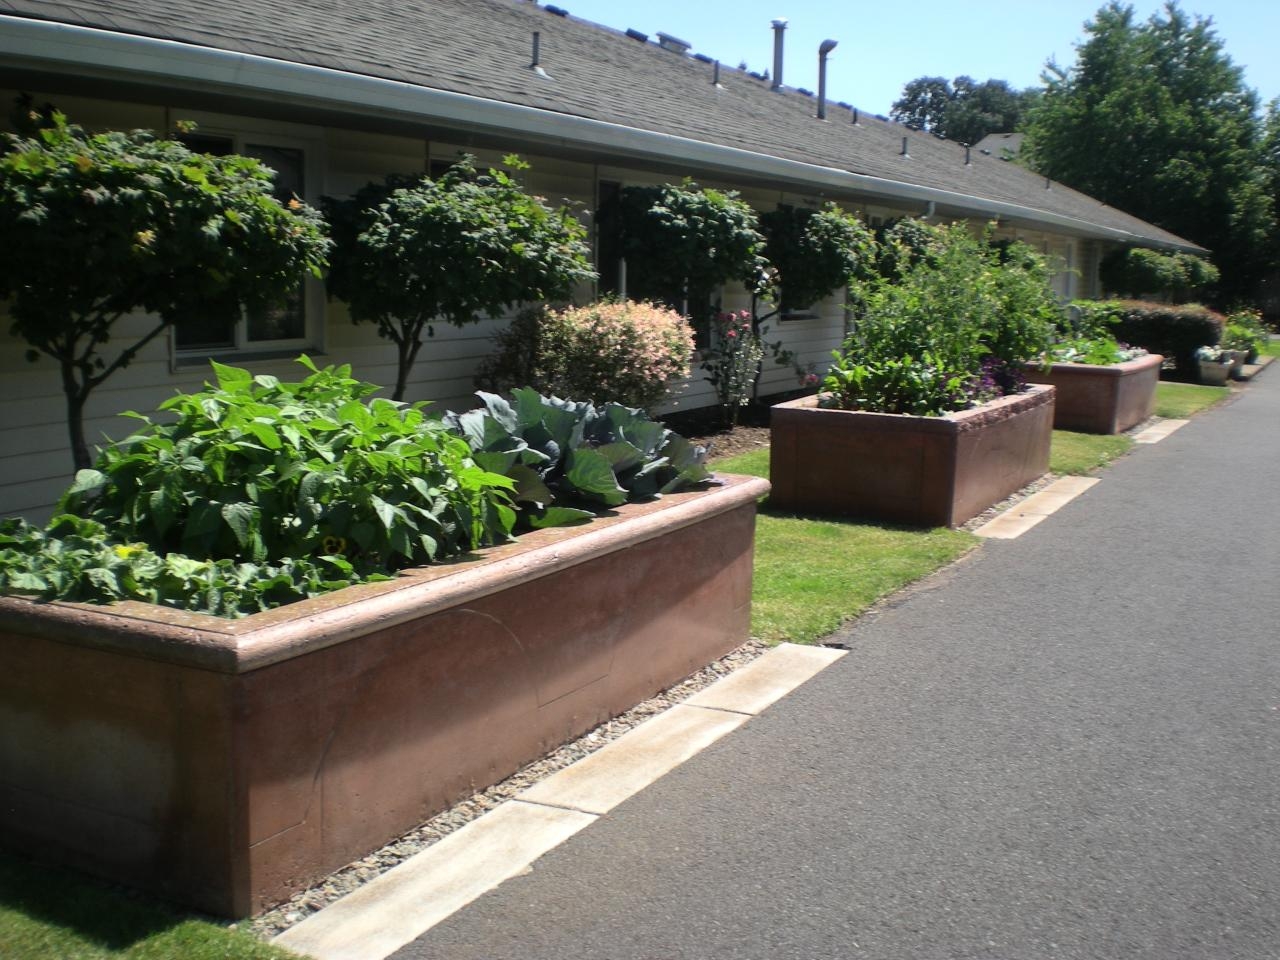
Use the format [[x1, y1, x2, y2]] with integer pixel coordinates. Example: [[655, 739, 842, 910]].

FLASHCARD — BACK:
[[771, 19, 787, 90], [901, 136, 909, 157], [965, 145, 971, 165], [713, 59, 721, 86], [817, 39, 837, 119], [530, 31, 541, 67], [852, 106, 859, 125]]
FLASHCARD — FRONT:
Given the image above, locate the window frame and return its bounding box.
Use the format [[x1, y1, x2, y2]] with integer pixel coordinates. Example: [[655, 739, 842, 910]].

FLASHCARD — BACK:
[[168, 115, 325, 368]]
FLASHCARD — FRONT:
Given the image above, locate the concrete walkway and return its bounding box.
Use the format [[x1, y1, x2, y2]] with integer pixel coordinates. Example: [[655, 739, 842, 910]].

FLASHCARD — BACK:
[[392, 376, 1280, 960]]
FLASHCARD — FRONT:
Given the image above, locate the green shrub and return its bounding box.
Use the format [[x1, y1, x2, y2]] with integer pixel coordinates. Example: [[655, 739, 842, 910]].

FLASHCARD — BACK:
[[1051, 336, 1147, 365], [1107, 300, 1225, 374], [760, 203, 876, 311], [477, 300, 693, 411], [1099, 247, 1219, 301], [825, 225, 1059, 414], [0, 361, 710, 616]]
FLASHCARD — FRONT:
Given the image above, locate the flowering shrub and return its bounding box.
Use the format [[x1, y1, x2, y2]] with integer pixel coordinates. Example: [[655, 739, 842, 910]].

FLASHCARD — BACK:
[[478, 300, 693, 410], [699, 310, 766, 424], [1222, 308, 1267, 360], [1196, 344, 1229, 363]]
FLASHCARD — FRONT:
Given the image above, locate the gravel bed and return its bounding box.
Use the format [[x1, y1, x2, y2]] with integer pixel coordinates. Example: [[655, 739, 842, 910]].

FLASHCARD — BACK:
[[245, 638, 768, 941]]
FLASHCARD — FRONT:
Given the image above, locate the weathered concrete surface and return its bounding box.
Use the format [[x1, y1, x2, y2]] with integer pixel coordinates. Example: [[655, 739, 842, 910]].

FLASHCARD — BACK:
[[1024, 352, 1162, 433]]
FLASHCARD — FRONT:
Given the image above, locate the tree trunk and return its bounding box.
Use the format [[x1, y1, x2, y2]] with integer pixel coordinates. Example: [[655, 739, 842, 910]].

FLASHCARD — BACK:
[[66, 388, 90, 472]]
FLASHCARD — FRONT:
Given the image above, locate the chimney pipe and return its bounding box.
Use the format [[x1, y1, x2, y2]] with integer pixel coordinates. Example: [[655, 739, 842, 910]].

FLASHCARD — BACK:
[[901, 136, 909, 157], [817, 39, 837, 119], [530, 31, 541, 67], [771, 19, 787, 90], [713, 59, 721, 85]]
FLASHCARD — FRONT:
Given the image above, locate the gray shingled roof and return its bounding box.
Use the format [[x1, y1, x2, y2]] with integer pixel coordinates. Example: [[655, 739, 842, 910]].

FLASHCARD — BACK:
[[0, 0, 1200, 251]]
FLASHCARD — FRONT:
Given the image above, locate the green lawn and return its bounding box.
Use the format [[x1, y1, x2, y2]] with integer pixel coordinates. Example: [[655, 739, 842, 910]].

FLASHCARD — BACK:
[[1261, 338, 1280, 359], [711, 449, 975, 644], [1050, 430, 1133, 475], [1153, 381, 1229, 419], [0, 852, 300, 960]]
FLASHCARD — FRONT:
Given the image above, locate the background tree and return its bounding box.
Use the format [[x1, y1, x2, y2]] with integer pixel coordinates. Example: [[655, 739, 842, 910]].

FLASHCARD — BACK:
[[1023, 1, 1274, 302], [891, 75, 1035, 143], [326, 156, 595, 401], [0, 111, 329, 470]]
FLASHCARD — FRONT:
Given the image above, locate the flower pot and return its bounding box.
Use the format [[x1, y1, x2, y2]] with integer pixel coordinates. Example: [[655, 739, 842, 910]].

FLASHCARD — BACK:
[[769, 385, 1054, 527], [1023, 353, 1163, 434], [1198, 359, 1232, 386], [1227, 350, 1247, 380], [0, 474, 768, 917]]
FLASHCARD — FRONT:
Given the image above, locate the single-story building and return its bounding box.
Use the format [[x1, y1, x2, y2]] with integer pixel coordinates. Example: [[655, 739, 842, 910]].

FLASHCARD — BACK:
[[0, 0, 1202, 518]]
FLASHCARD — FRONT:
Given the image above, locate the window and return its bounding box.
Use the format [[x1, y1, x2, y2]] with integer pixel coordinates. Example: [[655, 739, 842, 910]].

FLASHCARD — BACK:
[[173, 131, 317, 358]]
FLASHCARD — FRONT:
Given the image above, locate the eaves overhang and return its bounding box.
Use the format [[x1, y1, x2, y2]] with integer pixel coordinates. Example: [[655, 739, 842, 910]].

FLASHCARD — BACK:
[[0, 15, 1207, 255]]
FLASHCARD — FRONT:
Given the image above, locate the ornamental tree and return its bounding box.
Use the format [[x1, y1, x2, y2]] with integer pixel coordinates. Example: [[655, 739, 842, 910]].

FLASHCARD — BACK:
[[759, 202, 876, 315], [597, 180, 768, 333], [0, 111, 330, 470], [325, 156, 595, 401]]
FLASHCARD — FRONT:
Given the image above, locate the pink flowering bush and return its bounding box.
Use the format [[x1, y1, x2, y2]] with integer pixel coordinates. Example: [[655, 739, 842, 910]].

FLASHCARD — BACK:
[[699, 310, 765, 425], [478, 300, 694, 411]]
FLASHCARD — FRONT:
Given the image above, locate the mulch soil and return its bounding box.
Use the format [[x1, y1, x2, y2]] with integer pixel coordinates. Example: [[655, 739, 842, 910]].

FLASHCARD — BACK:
[[663, 399, 779, 462]]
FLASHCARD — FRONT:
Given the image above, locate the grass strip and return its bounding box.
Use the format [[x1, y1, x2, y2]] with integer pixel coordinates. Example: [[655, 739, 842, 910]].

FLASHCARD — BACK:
[[1050, 430, 1133, 476], [1153, 381, 1229, 419], [711, 449, 975, 644], [0, 852, 300, 960]]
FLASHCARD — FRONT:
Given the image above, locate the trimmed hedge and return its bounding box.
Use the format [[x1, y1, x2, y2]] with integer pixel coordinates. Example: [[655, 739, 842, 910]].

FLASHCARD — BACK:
[[1091, 300, 1225, 374]]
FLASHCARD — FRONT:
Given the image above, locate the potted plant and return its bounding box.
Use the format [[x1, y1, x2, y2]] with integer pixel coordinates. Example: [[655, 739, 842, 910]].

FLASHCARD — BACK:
[[770, 223, 1057, 527], [1196, 344, 1233, 385], [1023, 336, 1163, 434], [0, 361, 767, 918]]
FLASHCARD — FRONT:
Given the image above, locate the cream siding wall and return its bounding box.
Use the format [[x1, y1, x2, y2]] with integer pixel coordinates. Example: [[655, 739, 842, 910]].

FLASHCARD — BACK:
[[0, 90, 1103, 519]]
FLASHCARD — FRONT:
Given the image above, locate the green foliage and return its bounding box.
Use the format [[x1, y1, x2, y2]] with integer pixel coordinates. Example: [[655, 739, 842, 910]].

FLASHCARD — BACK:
[[0, 362, 713, 616], [66, 357, 518, 565], [825, 225, 1059, 414], [872, 217, 943, 280], [1106, 299, 1225, 373], [1023, 2, 1275, 301], [476, 300, 693, 411], [759, 203, 876, 311], [443, 389, 710, 523], [1099, 247, 1219, 301], [891, 75, 1037, 144], [1221, 307, 1268, 359], [325, 156, 595, 400], [597, 180, 767, 329], [1051, 335, 1145, 365], [0, 110, 330, 469]]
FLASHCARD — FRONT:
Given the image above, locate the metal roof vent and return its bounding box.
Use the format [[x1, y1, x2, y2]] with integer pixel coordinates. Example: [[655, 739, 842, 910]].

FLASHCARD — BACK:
[[625, 28, 648, 43], [771, 19, 787, 90], [901, 136, 910, 157], [529, 31, 551, 78], [544, 4, 568, 15], [817, 38, 837, 119], [656, 32, 691, 55]]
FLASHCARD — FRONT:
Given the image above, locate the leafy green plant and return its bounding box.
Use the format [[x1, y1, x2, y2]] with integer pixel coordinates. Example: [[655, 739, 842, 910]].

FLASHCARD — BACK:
[[444, 388, 710, 526], [1222, 308, 1267, 360], [1050, 336, 1147, 365], [825, 224, 1058, 415], [325, 155, 595, 400], [63, 358, 518, 570], [0, 111, 330, 469], [477, 299, 693, 411]]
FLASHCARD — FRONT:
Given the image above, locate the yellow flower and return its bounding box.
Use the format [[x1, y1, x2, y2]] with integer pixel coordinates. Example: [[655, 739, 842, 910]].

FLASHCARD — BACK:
[[321, 536, 347, 555]]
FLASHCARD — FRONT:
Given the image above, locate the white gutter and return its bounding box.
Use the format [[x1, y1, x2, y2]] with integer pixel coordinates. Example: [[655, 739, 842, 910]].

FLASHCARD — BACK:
[[0, 15, 1201, 253]]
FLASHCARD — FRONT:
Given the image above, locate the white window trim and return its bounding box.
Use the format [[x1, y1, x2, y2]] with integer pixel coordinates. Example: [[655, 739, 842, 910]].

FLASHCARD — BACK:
[[167, 112, 326, 369]]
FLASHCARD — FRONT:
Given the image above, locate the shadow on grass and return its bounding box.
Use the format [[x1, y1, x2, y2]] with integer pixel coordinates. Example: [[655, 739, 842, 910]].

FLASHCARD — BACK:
[[0, 850, 183, 953]]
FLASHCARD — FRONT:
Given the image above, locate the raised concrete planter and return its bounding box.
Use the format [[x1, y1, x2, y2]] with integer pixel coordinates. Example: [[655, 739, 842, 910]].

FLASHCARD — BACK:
[[769, 386, 1054, 528], [1022, 352, 1163, 434], [0, 474, 768, 918]]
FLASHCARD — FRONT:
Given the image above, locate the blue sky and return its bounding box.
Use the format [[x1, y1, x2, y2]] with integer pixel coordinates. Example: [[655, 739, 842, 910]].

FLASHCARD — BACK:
[[554, 1, 1280, 117]]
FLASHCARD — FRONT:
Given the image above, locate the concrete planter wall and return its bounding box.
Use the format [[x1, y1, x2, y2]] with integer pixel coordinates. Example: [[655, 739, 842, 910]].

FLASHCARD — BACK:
[[769, 386, 1054, 527], [1023, 353, 1163, 434], [0, 474, 768, 918]]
